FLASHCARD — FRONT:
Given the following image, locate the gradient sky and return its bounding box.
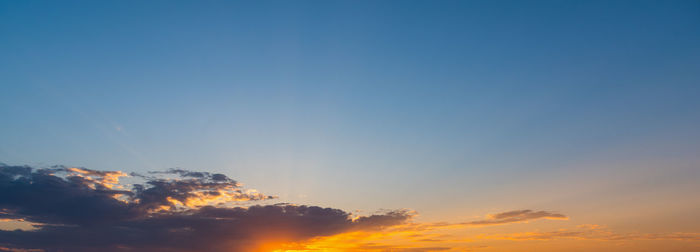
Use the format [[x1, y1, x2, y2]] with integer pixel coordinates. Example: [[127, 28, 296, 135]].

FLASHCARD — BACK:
[[1, 1, 700, 251]]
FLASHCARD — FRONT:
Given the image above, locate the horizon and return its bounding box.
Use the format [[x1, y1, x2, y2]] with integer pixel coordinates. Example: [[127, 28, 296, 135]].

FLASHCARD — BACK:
[[1, 0, 700, 251]]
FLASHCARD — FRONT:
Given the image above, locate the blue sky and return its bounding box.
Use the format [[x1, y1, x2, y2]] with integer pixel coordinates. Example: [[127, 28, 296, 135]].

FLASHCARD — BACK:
[[2, 0, 699, 226]]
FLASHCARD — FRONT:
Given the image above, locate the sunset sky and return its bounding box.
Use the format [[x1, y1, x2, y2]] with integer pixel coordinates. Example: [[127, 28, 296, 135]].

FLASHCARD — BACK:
[[1, 1, 700, 251]]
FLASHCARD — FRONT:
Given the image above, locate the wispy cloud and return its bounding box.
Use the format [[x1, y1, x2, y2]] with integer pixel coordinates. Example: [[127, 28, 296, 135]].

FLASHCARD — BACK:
[[282, 209, 570, 251], [479, 224, 700, 241], [462, 209, 568, 226], [381, 209, 568, 233]]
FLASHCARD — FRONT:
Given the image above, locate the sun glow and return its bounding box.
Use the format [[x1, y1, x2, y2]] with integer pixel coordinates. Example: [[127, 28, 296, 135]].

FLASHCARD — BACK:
[[267, 223, 474, 252]]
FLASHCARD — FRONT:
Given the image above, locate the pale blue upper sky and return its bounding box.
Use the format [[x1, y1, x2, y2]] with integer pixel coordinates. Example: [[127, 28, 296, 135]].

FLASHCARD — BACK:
[[2, 1, 699, 223]]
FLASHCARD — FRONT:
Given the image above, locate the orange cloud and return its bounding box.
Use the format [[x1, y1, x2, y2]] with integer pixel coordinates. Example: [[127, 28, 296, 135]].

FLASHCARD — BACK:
[[273, 210, 569, 251], [64, 167, 128, 189]]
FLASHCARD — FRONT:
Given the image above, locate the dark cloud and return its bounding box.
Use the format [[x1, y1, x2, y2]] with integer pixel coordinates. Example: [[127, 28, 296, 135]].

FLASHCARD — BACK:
[[464, 209, 567, 226], [148, 168, 233, 182], [0, 164, 412, 252]]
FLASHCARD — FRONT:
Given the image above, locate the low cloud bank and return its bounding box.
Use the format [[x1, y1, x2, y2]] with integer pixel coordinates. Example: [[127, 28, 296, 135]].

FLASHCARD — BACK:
[[0, 164, 412, 252]]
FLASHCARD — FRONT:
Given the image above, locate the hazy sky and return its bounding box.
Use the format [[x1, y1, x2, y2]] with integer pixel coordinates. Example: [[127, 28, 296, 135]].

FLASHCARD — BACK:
[[1, 1, 700, 251]]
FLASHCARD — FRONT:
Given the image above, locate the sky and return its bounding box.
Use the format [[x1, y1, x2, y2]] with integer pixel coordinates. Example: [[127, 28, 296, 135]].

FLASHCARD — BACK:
[[1, 0, 700, 251]]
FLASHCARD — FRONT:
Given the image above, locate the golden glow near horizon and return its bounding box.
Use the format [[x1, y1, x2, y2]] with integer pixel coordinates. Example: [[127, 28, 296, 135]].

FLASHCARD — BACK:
[[266, 214, 700, 252], [2, 165, 698, 251]]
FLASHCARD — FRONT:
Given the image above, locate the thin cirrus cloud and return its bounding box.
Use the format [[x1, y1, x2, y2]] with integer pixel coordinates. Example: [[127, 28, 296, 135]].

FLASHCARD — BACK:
[[463, 209, 569, 226], [383, 209, 569, 233], [289, 215, 700, 251], [279, 209, 570, 251], [478, 224, 700, 241], [0, 164, 412, 252]]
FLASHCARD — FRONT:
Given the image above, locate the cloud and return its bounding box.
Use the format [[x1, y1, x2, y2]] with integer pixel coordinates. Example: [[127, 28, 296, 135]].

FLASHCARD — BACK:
[[463, 209, 568, 226], [0, 164, 413, 252], [478, 224, 700, 241], [285, 209, 571, 251], [382, 209, 567, 233], [9, 164, 688, 252]]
